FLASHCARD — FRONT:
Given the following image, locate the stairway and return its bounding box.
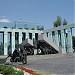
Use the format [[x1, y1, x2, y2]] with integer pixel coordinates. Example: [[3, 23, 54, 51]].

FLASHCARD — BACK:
[[37, 34, 60, 54], [20, 39, 34, 55], [21, 39, 33, 46]]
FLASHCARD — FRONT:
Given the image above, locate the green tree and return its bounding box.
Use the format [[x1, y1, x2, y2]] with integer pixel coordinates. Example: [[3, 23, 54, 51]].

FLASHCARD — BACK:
[[53, 21, 59, 27], [57, 16, 62, 26], [31, 28, 35, 30], [53, 16, 62, 27], [63, 19, 68, 25], [3, 26, 8, 28]]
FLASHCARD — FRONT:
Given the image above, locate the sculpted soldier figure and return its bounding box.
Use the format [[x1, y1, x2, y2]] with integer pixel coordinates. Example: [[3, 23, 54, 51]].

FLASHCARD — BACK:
[[6, 44, 27, 64]]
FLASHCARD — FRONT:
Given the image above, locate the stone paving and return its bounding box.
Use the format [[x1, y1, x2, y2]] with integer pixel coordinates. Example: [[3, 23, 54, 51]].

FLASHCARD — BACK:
[[0, 53, 75, 75], [23, 53, 75, 75]]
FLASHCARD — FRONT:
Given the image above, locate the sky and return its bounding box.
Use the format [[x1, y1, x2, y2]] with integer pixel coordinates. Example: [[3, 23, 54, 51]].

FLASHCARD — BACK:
[[0, 0, 75, 35]]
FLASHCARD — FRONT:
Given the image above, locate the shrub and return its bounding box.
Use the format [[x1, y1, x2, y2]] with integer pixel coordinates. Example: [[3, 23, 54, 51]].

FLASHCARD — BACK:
[[16, 70, 24, 75], [31, 28, 35, 30], [3, 26, 8, 28], [1, 66, 16, 75], [0, 65, 24, 75], [18, 28, 22, 29], [24, 28, 29, 30]]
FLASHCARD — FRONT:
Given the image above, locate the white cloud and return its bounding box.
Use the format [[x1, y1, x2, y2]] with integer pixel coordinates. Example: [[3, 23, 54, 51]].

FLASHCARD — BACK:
[[0, 19, 10, 22]]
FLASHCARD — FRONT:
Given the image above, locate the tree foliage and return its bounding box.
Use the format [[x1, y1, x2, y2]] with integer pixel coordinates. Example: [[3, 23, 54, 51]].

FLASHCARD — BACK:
[[53, 16, 68, 27], [57, 16, 62, 26], [63, 19, 68, 25], [53, 16, 62, 27], [54, 21, 59, 27]]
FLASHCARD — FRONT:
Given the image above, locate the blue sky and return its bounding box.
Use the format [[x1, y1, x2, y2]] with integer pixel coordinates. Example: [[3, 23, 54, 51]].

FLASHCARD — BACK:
[[0, 0, 74, 35]]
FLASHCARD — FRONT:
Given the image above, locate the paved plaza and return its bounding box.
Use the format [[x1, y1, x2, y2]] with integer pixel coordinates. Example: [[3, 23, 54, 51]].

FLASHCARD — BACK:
[[0, 53, 75, 75], [22, 53, 75, 75]]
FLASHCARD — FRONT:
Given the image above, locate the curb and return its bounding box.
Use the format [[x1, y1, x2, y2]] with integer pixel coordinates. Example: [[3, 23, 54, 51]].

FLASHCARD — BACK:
[[16, 66, 39, 75]]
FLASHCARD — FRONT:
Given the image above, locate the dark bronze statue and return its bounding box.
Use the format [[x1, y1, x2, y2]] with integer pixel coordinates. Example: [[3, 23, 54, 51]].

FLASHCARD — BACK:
[[6, 45, 27, 64]]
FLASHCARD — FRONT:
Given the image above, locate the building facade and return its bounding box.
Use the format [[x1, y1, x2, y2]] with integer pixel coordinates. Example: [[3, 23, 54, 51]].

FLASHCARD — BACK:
[[43, 24, 75, 53], [0, 22, 75, 55]]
